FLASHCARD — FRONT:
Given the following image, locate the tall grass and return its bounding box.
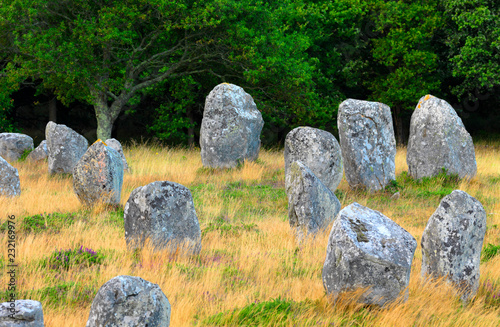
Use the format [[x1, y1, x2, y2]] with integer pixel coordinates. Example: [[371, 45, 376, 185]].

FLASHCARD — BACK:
[[0, 143, 499, 326]]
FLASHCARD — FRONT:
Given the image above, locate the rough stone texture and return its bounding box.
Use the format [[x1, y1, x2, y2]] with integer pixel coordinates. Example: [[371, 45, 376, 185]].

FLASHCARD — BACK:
[[421, 190, 486, 301], [124, 181, 201, 254], [0, 133, 34, 162], [322, 203, 417, 306], [105, 138, 129, 172], [86, 275, 170, 327], [46, 121, 88, 174], [0, 300, 44, 327], [284, 127, 343, 192], [73, 141, 124, 207], [286, 161, 341, 237], [0, 156, 21, 197], [27, 141, 48, 162], [407, 95, 477, 180], [338, 99, 396, 192], [200, 83, 264, 168]]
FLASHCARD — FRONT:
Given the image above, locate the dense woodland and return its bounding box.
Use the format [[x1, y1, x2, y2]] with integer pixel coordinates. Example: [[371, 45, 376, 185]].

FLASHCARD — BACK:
[[1, 0, 499, 146]]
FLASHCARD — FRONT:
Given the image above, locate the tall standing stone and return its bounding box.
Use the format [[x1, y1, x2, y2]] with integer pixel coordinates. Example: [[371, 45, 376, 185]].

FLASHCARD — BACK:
[[73, 140, 124, 207], [46, 122, 88, 174], [284, 127, 343, 192], [105, 138, 129, 172], [0, 133, 34, 162], [421, 190, 486, 301], [124, 181, 201, 254], [322, 203, 417, 306], [0, 156, 21, 197], [86, 275, 170, 327], [200, 83, 264, 168], [27, 140, 48, 162], [338, 99, 396, 192], [407, 95, 477, 179], [286, 161, 341, 238], [0, 300, 44, 327]]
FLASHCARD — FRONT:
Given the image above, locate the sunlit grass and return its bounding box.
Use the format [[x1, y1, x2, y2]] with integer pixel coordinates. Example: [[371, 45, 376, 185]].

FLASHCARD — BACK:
[[0, 143, 499, 326]]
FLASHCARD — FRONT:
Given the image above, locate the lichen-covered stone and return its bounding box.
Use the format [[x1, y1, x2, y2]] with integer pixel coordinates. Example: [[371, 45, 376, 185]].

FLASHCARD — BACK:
[[27, 141, 48, 162], [200, 83, 264, 168], [322, 203, 417, 306], [421, 190, 486, 301], [46, 122, 88, 174], [338, 99, 396, 191], [407, 95, 477, 180], [0, 300, 44, 327], [0, 133, 34, 162], [73, 140, 124, 207], [0, 156, 21, 197], [86, 275, 170, 327], [286, 161, 341, 238], [105, 138, 129, 172], [124, 181, 201, 254], [284, 127, 343, 192]]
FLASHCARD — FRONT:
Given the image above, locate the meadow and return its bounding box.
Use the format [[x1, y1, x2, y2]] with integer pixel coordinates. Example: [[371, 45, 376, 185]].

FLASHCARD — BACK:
[[1, 142, 499, 326]]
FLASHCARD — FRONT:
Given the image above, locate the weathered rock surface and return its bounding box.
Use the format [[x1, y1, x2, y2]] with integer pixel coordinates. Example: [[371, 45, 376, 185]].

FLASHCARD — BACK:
[[0, 133, 34, 162], [73, 140, 124, 207], [0, 156, 21, 197], [421, 190, 486, 301], [286, 161, 341, 237], [105, 138, 129, 172], [86, 275, 170, 327], [407, 95, 477, 180], [338, 99, 396, 191], [46, 122, 88, 174], [0, 300, 44, 327], [27, 141, 48, 162], [124, 181, 201, 254], [322, 203, 417, 306], [200, 83, 264, 168], [284, 127, 343, 192]]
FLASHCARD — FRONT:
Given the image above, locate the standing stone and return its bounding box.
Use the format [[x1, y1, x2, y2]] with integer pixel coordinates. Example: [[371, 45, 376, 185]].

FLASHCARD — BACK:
[[124, 181, 201, 254], [286, 161, 341, 238], [0, 300, 44, 327], [0, 156, 21, 197], [0, 133, 34, 162], [200, 83, 264, 168], [86, 275, 170, 327], [284, 127, 343, 192], [27, 140, 48, 162], [338, 99, 396, 192], [407, 95, 477, 180], [322, 203, 417, 306], [105, 138, 129, 172], [421, 190, 486, 301], [73, 140, 124, 207], [46, 122, 88, 174]]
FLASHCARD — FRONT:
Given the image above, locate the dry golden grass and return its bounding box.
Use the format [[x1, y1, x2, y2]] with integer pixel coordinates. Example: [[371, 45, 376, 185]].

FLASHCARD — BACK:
[[0, 143, 499, 326]]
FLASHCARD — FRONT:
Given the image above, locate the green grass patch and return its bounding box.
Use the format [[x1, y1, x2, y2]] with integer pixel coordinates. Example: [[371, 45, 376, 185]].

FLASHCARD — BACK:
[[0, 212, 76, 234], [17, 148, 33, 162], [482, 243, 500, 262], [202, 297, 296, 326], [202, 216, 259, 237]]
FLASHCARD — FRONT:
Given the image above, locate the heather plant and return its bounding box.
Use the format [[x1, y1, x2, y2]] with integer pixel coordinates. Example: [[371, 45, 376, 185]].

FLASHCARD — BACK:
[[44, 246, 104, 270]]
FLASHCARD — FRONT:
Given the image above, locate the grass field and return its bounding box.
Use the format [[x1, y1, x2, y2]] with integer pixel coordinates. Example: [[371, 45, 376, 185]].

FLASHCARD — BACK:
[[1, 142, 499, 326]]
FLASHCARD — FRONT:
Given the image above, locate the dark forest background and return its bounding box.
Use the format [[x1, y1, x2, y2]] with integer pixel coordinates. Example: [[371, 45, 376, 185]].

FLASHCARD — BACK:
[[1, 0, 499, 146]]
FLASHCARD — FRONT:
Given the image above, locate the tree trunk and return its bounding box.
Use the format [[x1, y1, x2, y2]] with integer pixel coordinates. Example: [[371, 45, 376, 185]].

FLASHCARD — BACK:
[[92, 88, 125, 140], [187, 106, 194, 147], [49, 96, 57, 122], [393, 105, 406, 145]]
